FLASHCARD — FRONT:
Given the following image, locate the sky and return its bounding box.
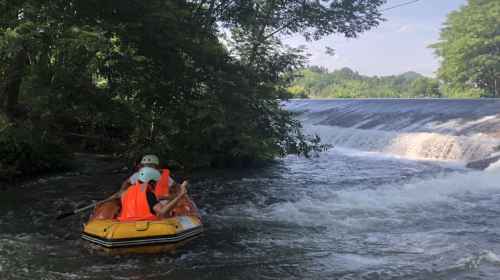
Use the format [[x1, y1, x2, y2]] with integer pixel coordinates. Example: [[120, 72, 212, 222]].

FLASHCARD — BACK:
[[283, 0, 468, 77]]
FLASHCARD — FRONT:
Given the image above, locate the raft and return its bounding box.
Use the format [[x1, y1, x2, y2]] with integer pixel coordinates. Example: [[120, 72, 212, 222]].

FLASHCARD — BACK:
[[82, 195, 203, 254]]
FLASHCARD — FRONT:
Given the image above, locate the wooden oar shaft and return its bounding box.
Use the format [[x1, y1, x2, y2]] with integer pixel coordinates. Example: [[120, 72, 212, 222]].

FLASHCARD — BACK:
[[55, 192, 120, 221], [73, 193, 120, 214]]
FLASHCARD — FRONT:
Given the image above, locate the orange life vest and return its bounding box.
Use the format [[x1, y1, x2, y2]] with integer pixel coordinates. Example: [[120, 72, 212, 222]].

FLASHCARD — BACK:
[[118, 183, 158, 222], [155, 169, 170, 198]]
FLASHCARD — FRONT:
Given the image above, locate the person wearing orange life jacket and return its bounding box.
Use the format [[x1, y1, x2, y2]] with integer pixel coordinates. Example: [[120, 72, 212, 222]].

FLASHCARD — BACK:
[[118, 167, 189, 221], [120, 154, 180, 200]]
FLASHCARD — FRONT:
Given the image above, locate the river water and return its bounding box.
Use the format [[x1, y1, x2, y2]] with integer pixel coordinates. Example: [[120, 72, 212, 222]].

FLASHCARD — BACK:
[[1, 99, 500, 279]]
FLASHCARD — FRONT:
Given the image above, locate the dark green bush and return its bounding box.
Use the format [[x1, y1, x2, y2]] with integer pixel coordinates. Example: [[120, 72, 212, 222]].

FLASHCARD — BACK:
[[0, 125, 74, 180]]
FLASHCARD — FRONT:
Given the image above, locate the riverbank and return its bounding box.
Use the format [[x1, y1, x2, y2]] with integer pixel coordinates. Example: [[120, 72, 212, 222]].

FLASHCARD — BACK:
[[0, 153, 129, 190]]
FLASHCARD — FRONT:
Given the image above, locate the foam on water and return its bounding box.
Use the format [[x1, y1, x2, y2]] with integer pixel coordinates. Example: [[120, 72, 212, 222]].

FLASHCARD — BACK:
[[486, 158, 500, 172], [287, 99, 500, 162], [458, 251, 500, 269], [426, 115, 500, 135], [221, 159, 500, 229], [303, 124, 500, 161]]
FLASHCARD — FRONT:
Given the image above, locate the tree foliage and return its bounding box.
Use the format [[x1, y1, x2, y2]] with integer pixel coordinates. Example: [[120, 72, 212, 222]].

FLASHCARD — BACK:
[[193, 0, 385, 64], [430, 0, 500, 97], [0, 124, 73, 180], [408, 77, 442, 98], [288, 67, 446, 98], [0, 0, 385, 177]]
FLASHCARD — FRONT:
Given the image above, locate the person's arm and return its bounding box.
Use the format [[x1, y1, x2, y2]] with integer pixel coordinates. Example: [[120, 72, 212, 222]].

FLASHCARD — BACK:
[[157, 176, 180, 200], [153, 181, 189, 217], [157, 195, 173, 201], [120, 172, 138, 193], [120, 178, 132, 192], [169, 180, 181, 194]]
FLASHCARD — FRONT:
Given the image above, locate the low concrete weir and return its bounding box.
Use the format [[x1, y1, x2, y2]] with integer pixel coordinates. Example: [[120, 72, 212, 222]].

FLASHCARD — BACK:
[[285, 99, 500, 162]]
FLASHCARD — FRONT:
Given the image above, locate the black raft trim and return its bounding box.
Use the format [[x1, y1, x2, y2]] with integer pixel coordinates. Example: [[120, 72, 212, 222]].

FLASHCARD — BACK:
[[82, 226, 203, 248]]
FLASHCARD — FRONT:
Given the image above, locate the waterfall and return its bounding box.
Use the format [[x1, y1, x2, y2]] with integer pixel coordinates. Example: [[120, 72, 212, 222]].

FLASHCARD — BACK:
[[286, 99, 500, 162]]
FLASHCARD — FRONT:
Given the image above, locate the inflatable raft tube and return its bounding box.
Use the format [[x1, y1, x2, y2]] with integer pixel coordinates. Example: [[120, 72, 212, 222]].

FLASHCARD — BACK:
[[82, 195, 203, 254], [82, 216, 203, 254]]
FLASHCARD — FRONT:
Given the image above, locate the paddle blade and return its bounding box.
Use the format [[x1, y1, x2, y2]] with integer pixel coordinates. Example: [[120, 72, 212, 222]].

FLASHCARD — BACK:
[[55, 211, 75, 221]]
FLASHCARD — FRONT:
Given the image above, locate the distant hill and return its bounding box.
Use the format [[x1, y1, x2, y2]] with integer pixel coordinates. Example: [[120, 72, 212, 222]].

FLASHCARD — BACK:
[[288, 67, 442, 98], [398, 71, 423, 80]]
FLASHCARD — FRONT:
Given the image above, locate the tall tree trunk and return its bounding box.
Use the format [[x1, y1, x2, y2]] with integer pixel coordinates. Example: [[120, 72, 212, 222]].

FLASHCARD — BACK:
[[489, 70, 499, 97], [0, 48, 27, 124]]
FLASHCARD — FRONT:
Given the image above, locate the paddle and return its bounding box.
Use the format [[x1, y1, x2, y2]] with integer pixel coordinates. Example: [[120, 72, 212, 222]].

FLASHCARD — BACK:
[[55, 192, 121, 221]]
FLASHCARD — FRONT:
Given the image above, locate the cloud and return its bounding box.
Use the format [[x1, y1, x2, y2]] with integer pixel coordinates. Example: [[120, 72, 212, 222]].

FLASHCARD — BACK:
[[396, 24, 411, 33], [281, 0, 467, 77], [284, 18, 441, 77]]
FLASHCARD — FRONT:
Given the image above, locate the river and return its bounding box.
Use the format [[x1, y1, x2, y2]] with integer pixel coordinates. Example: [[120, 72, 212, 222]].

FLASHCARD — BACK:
[[1, 99, 500, 279]]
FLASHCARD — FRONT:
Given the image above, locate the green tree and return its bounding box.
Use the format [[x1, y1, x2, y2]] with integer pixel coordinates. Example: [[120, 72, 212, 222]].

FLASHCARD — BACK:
[[0, 0, 388, 177], [408, 77, 442, 98], [288, 67, 427, 98], [193, 0, 386, 97], [430, 0, 500, 97], [193, 0, 385, 63]]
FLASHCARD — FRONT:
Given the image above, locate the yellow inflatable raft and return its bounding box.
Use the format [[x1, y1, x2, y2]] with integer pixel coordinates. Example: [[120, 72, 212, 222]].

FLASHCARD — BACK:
[[82, 196, 203, 254]]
